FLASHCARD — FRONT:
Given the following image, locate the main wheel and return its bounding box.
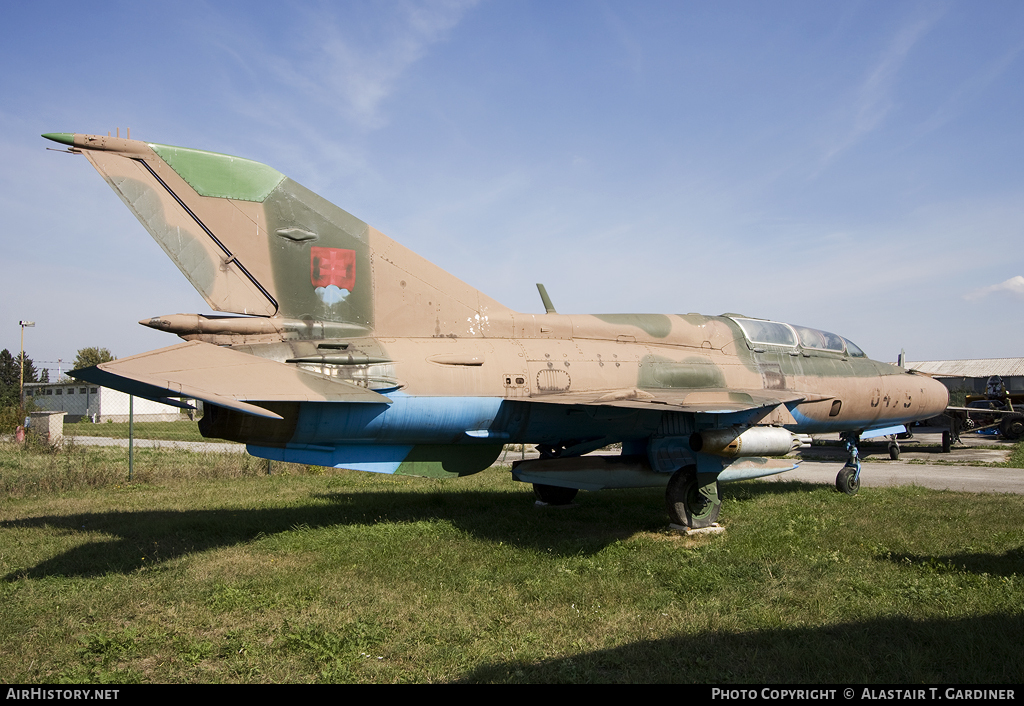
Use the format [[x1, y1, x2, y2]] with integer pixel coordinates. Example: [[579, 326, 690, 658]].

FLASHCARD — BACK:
[[942, 430, 952, 453], [665, 467, 721, 528], [533, 483, 578, 505], [888, 443, 900, 460], [999, 413, 1024, 441], [835, 466, 860, 495]]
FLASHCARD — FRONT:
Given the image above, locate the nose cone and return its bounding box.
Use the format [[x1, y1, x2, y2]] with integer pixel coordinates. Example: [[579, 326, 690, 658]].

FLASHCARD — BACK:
[[42, 133, 76, 146], [919, 374, 950, 420]]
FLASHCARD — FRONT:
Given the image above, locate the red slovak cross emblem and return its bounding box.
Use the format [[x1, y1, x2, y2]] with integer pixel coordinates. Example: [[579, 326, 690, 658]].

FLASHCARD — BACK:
[[310, 247, 356, 290]]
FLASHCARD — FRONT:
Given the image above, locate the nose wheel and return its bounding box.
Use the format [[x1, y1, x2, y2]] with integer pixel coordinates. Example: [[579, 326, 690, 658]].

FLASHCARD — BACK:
[[835, 465, 860, 494], [836, 432, 861, 495]]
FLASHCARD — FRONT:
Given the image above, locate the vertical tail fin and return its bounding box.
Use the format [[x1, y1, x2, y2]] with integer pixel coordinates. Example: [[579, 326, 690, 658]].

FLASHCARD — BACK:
[[47, 133, 513, 338]]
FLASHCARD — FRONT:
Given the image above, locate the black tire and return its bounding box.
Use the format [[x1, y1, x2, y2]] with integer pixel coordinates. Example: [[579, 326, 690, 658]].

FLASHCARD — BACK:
[[942, 430, 951, 453], [888, 443, 900, 460], [533, 483, 578, 505], [836, 466, 860, 495], [665, 467, 721, 528], [999, 414, 1024, 441]]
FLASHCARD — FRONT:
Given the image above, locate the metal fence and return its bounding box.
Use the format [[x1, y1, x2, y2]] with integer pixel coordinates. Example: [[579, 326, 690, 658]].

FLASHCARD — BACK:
[[23, 380, 222, 476]]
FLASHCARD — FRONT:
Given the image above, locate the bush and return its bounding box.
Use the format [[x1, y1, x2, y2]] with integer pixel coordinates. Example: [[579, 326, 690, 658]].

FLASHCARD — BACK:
[[0, 405, 28, 434]]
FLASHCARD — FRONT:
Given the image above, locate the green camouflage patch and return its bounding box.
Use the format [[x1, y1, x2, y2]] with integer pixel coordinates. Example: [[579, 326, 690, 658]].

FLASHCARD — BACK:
[[594, 314, 673, 338], [150, 143, 285, 202]]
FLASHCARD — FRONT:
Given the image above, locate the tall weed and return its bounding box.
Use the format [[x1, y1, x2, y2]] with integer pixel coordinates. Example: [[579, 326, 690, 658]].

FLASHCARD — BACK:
[[0, 440, 305, 496]]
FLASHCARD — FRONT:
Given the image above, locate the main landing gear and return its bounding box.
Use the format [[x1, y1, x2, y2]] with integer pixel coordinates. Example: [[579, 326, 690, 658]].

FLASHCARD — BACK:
[[836, 432, 861, 495], [666, 466, 721, 528]]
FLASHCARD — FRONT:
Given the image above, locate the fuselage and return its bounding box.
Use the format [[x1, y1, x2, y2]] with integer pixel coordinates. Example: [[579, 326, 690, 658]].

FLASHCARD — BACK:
[[198, 312, 949, 452]]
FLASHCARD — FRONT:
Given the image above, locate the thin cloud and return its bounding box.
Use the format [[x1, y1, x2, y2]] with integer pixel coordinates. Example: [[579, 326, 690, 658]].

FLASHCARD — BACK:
[[282, 0, 479, 128], [965, 275, 1024, 300], [823, 9, 944, 162], [210, 0, 479, 133]]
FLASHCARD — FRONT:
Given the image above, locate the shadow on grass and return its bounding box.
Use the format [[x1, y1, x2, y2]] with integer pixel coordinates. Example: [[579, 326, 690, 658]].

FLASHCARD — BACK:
[[0, 486, 659, 579], [725, 479, 834, 500], [877, 547, 1024, 578], [0, 479, 860, 580], [455, 613, 1024, 683]]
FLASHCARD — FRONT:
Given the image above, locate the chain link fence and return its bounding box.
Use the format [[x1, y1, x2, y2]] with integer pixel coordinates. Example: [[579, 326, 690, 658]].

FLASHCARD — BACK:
[[24, 380, 208, 444], [19, 380, 261, 481]]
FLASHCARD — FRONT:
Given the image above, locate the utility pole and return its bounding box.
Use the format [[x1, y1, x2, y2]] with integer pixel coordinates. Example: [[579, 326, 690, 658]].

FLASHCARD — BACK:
[[19, 320, 35, 404]]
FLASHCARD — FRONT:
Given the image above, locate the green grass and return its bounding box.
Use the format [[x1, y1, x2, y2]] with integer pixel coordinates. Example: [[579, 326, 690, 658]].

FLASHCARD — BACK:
[[0, 441, 1021, 683], [1003, 442, 1024, 468]]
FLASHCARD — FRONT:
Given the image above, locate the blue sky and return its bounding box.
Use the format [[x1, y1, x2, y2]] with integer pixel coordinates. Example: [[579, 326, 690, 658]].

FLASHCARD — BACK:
[[2, 0, 1023, 375]]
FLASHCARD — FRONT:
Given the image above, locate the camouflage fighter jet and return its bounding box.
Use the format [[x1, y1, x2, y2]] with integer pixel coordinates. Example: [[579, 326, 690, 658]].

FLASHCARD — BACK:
[[43, 132, 949, 528]]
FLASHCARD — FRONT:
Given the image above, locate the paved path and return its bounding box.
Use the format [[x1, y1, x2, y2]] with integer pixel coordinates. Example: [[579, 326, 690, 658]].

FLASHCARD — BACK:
[[66, 435, 246, 454], [767, 460, 1024, 494], [778, 429, 1024, 494]]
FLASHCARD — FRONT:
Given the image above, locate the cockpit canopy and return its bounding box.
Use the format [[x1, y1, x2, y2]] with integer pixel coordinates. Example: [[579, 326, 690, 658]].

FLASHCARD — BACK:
[[729, 317, 867, 357]]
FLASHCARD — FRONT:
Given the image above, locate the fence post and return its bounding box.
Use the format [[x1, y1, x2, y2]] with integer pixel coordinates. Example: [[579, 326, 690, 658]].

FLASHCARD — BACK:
[[128, 395, 134, 482]]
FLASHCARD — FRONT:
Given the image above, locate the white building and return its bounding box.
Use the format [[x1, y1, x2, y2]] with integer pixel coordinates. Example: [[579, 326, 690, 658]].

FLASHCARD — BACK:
[[24, 381, 187, 423]]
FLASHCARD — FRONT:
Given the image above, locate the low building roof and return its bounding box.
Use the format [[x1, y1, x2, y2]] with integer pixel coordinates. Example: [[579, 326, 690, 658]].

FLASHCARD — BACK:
[[907, 358, 1024, 378]]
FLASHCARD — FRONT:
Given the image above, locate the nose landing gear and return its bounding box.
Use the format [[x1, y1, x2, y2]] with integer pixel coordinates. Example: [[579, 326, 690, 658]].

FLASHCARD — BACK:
[[836, 432, 861, 495]]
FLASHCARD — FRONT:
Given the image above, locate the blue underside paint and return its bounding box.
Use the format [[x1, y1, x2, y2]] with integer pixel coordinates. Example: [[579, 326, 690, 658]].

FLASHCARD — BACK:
[[788, 405, 919, 434], [245, 394, 507, 473], [287, 393, 506, 445], [273, 393, 670, 450], [716, 458, 799, 482], [248, 443, 414, 473], [861, 424, 906, 439], [239, 392, 906, 484]]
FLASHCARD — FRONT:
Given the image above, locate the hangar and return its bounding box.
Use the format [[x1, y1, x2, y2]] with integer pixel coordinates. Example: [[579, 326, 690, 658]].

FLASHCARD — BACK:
[[906, 358, 1024, 400]]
